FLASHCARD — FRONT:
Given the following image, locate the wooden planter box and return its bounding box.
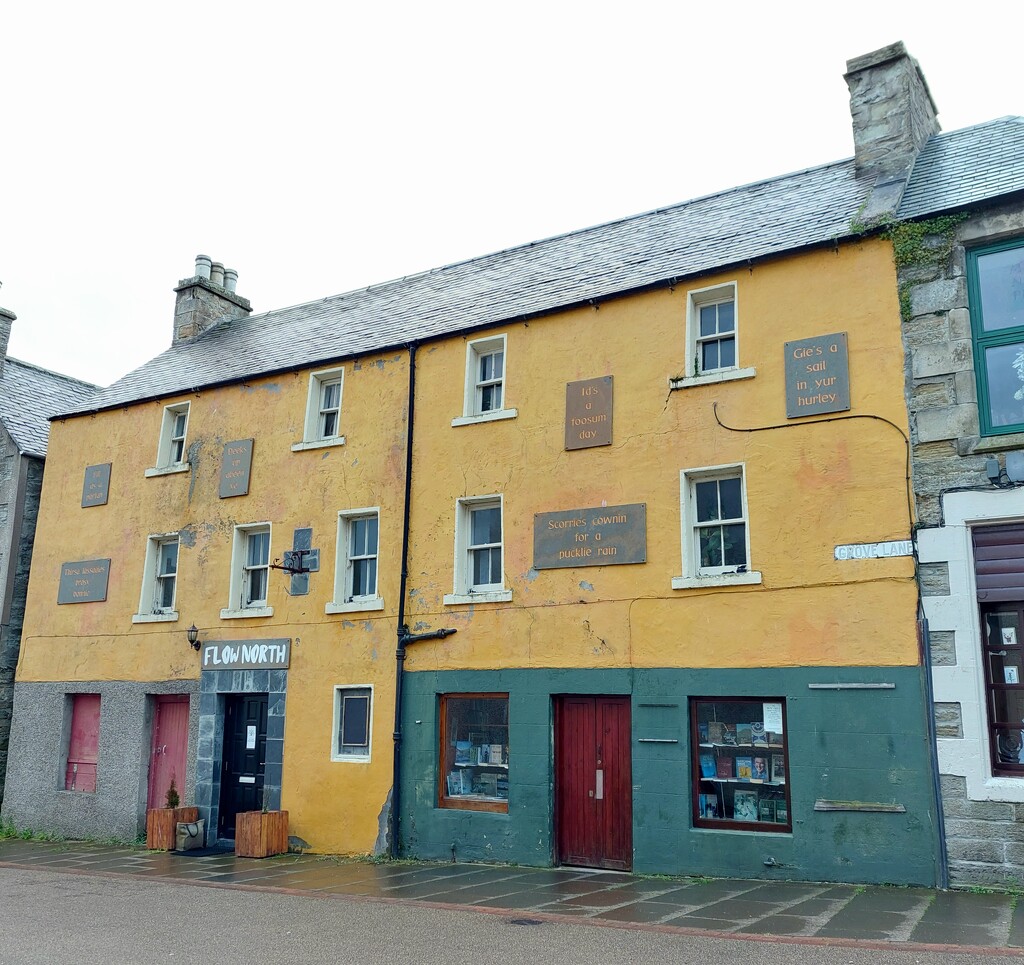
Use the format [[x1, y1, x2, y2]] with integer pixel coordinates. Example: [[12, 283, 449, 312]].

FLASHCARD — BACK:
[[146, 807, 200, 850], [235, 810, 289, 858]]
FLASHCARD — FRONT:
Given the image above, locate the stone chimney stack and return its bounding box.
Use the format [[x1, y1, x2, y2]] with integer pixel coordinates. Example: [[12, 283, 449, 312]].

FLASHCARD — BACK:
[[0, 284, 15, 379], [845, 41, 940, 183], [173, 254, 251, 345]]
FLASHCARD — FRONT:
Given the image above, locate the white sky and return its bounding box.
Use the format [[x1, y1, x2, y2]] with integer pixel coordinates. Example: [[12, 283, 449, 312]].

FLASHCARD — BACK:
[[3, 2, 1021, 387]]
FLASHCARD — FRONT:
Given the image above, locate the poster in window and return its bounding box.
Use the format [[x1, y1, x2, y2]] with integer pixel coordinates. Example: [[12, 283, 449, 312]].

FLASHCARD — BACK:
[[762, 702, 783, 733], [1003, 627, 1019, 647], [733, 790, 758, 821], [1006, 666, 1020, 684]]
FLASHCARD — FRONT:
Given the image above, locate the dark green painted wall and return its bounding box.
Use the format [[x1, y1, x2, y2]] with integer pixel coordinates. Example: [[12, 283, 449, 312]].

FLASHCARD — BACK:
[[399, 666, 940, 886]]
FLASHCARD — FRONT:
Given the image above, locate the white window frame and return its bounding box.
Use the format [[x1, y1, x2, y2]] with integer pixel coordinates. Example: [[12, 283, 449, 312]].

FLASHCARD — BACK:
[[292, 367, 346, 451], [332, 685, 373, 763], [145, 402, 191, 477], [451, 334, 518, 427], [221, 522, 274, 619], [670, 283, 756, 390], [326, 508, 384, 614], [132, 533, 180, 624], [673, 464, 762, 590], [444, 495, 512, 605]]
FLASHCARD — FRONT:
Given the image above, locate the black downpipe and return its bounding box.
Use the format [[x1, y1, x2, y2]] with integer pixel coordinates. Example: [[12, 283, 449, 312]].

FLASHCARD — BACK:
[[391, 344, 417, 858]]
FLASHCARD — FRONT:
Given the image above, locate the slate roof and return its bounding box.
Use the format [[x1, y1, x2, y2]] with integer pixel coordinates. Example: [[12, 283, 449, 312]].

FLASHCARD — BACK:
[[62, 116, 1024, 418], [0, 359, 98, 457]]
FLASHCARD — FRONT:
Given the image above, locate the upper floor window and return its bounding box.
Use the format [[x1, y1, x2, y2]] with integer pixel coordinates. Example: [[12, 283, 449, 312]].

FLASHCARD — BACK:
[[673, 465, 761, 590], [133, 534, 179, 623], [292, 367, 346, 451], [444, 496, 512, 605], [671, 283, 755, 390], [969, 238, 1024, 435], [145, 402, 190, 477], [221, 523, 273, 619], [327, 509, 383, 614], [452, 335, 517, 426]]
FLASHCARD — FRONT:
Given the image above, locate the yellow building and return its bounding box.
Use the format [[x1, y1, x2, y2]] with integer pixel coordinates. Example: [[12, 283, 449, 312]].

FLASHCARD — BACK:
[[8, 44, 1011, 884]]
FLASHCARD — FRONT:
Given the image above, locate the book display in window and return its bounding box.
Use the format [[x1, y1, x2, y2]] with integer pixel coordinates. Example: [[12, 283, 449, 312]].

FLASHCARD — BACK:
[[439, 693, 510, 812], [981, 604, 1024, 774], [691, 697, 791, 831]]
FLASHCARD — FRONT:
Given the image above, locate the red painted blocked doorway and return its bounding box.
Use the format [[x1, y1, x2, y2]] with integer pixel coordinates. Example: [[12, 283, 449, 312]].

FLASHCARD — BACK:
[[146, 695, 190, 809]]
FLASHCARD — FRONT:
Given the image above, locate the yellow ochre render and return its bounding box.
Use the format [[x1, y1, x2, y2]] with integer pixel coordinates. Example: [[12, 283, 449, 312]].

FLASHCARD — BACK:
[[19, 236, 916, 854]]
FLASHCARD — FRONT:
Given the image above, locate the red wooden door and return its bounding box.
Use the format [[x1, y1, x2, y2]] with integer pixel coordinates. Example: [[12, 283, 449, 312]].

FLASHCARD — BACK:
[[555, 695, 632, 870], [147, 695, 190, 809]]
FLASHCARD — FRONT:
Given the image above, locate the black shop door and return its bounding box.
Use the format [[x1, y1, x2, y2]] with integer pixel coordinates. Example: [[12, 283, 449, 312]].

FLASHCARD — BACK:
[[218, 693, 268, 839]]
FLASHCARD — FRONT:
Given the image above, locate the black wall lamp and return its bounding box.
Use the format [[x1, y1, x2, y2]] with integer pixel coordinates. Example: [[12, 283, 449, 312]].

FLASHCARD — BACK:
[[186, 624, 202, 651]]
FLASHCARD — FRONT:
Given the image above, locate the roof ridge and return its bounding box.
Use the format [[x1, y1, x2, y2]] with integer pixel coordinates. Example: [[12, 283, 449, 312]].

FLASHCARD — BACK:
[[6, 356, 100, 389]]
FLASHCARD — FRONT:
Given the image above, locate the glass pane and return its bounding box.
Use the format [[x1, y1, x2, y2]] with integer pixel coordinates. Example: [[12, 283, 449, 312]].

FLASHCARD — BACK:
[[472, 546, 500, 586], [699, 304, 717, 337], [172, 412, 187, 437], [351, 518, 368, 556], [480, 383, 502, 412], [985, 610, 1021, 649], [247, 569, 267, 603], [321, 411, 338, 437], [157, 576, 175, 609], [719, 336, 736, 368], [693, 698, 789, 831], [366, 515, 378, 552], [722, 523, 747, 566], [983, 341, 1024, 428], [321, 381, 341, 409], [341, 694, 370, 747], [442, 695, 509, 803], [978, 246, 1024, 333], [247, 532, 269, 566], [718, 477, 742, 520], [695, 480, 719, 522], [471, 506, 501, 545], [158, 542, 178, 575], [352, 558, 376, 597], [699, 527, 722, 568], [717, 300, 735, 332], [701, 340, 719, 371], [991, 686, 1024, 724], [995, 727, 1024, 765]]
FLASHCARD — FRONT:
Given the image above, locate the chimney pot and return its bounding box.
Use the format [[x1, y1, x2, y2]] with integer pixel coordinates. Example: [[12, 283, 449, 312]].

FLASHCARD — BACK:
[[194, 254, 212, 280], [210, 262, 225, 287], [223, 268, 238, 293]]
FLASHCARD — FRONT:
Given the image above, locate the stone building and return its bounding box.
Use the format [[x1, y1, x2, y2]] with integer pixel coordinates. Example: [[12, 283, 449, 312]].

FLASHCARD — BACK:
[[894, 110, 1024, 886], [3, 44, 1022, 887], [0, 303, 97, 807]]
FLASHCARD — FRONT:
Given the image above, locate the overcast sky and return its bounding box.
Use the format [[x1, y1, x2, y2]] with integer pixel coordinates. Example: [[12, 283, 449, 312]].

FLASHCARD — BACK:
[[4, 3, 1021, 387]]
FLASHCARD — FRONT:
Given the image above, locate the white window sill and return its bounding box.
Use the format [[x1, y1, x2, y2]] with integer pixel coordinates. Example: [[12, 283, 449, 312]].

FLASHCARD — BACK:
[[672, 571, 763, 590], [144, 463, 190, 478], [451, 408, 518, 428], [331, 754, 372, 764], [131, 611, 179, 624], [290, 436, 346, 453], [219, 606, 275, 620], [669, 367, 756, 390], [444, 589, 513, 606], [325, 597, 385, 614]]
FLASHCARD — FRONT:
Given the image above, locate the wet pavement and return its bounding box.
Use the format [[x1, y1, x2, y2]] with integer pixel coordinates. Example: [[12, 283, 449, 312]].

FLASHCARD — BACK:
[[2, 838, 1023, 955]]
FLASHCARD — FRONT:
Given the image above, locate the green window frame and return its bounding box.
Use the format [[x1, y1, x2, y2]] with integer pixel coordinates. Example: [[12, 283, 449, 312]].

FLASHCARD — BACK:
[[969, 237, 1024, 436]]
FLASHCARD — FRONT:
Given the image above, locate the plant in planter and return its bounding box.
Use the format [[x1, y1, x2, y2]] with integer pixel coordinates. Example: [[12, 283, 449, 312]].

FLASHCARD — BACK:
[[234, 802, 289, 858], [145, 775, 200, 851]]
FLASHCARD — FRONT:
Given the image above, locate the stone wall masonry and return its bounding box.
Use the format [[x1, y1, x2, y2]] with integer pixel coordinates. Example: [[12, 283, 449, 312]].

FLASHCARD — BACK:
[[1, 680, 199, 841], [929, 630, 956, 666], [934, 702, 963, 738], [919, 562, 950, 596], [941, 775, 1024, 888]]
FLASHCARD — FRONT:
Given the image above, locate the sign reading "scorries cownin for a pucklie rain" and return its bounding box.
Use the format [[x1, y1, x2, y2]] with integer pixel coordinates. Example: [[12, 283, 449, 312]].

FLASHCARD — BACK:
[[533, 504, 646, 569], [201, 639, 291, 670]]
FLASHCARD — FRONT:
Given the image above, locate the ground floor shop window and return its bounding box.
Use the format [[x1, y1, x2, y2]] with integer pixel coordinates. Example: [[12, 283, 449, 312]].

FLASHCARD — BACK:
[[691, 697, 790, 831], [981, 604, 1024, 776], [439, 693, 509, 812], [65, 693, 100, 792]]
